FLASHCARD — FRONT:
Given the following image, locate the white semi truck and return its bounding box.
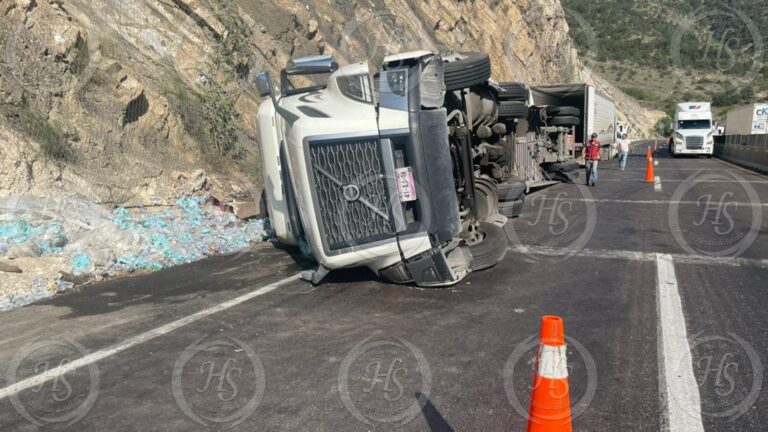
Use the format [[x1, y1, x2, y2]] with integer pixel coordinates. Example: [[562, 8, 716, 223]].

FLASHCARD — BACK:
[[671, 102, 715, 157], [254, 51, 615, 287]]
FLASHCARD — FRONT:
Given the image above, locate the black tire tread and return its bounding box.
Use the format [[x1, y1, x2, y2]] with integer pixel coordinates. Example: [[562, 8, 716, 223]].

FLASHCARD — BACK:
[[548, 116, 581, 126], [468, 221, 508, 271], [443, 52, 492, 91], [498, 198, 524, 218], [547, 106, 581, 117], [498, 101, 529, 118]]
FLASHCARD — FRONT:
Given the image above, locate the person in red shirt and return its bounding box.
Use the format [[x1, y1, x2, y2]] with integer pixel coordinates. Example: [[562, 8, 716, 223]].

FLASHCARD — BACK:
[[584, 133, 601, 186]]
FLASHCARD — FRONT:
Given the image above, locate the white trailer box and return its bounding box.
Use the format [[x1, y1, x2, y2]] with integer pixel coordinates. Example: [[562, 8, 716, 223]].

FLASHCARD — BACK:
[[725, 103, 768, 135]]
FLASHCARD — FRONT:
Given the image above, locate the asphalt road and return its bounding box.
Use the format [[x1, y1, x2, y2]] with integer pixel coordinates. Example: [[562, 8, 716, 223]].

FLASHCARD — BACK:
[[0, 141, 766, 431]]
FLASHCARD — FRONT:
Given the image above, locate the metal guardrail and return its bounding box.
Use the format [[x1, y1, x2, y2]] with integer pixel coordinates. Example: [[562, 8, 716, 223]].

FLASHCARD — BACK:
[[713, 135, 768, 173]]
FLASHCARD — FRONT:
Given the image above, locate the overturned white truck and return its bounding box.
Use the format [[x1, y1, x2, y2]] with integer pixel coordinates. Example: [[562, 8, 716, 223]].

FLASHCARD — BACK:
[[255, 51, 605, 287]]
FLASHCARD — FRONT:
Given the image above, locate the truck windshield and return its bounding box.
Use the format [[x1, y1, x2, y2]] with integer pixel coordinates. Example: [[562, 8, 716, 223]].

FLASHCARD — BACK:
[[678, 120, 711, 130]]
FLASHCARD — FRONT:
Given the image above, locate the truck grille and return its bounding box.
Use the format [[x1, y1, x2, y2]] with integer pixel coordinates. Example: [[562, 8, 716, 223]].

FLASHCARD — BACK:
[[309, 139, 395, 251], [685, 136, 704, 149]]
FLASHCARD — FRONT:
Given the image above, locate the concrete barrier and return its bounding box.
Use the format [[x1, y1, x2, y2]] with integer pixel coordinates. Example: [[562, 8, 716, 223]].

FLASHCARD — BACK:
[[714, 135, 768, 174]]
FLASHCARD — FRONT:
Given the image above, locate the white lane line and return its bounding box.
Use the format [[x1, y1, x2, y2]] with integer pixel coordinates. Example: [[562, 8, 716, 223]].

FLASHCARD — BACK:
[[508, 245, 768, 268], [599, 179, 768, 183], [654, 176, 663, 192], [523, 197, 768, 207], [0, 273, 301, 400], [656, 254, 705, 432]]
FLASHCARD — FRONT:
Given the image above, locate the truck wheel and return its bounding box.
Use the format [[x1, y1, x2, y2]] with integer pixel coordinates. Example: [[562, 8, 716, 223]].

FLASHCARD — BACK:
[[548, 116, 581, 126], [474, 178, 500, 221], [497, 176, 526, 202], [546, 106, 580, 117], [499, 198, 524, 218], [496, 82, 529, 101], [551, 170, 581, 184], [468, 221, 508, 271], [547, 161, 580, 173], [498, 101, 529, 119], [443, 52, 492, 91]]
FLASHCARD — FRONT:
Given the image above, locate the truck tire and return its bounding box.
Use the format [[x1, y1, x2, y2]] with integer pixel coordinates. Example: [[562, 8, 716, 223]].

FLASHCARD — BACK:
[[473, 178, 500, 221], [496, 82, 529, 101], [548, 116, 581, 126], [547, 161, 580, 173], [497, 176, 526, 202], [551, 170, 581, 184], [497, 101, 529, 119], [443, 52, 492, 91], [468, 221, 508, 271], [499, 198, 524, 218], [546, 106, 580, 117]]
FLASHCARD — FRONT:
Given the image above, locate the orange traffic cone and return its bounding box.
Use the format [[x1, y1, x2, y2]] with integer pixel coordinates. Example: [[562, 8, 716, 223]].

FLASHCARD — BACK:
[[645, 155, 655, 183], [527, 316, 572, 432]]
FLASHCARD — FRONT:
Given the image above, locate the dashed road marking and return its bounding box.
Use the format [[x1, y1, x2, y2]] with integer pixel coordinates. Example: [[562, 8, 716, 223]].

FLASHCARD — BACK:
[[508, 245, 768, 268], [654, 176, 662, 192], [656, 254, 705, 432], [523, 198, 768, 207], [0, 273, 301, 400]]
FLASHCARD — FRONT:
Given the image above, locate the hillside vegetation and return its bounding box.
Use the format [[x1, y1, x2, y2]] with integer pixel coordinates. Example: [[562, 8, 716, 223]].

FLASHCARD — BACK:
[[562, 0, 768, 126]]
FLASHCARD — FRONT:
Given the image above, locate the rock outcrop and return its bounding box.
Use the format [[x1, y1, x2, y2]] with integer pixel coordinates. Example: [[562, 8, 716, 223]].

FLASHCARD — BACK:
[[0, 0, 662, 205]]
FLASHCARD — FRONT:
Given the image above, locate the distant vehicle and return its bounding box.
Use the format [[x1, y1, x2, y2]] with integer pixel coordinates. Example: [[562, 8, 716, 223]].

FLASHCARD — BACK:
[[671, 102, 714, 158], [724, 103, 768, 135]]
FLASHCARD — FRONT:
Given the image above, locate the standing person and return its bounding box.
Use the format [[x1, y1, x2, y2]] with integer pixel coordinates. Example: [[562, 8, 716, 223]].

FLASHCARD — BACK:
[[616, 133, 632, 171], [584, 133, 601, 186]]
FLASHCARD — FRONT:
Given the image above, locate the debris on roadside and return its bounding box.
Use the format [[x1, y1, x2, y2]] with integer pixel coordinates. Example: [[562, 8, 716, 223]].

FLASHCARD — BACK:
[[0, 194, 271, 312]]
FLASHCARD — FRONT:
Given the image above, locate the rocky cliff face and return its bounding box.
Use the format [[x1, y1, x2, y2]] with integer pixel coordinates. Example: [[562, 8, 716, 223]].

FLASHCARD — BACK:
[[0, 0, 661, 205]]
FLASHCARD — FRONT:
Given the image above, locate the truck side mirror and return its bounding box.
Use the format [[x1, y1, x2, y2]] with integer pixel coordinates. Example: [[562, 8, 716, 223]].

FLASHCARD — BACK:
[[284, 55, 338, 76], [256, 72, 273, 98]]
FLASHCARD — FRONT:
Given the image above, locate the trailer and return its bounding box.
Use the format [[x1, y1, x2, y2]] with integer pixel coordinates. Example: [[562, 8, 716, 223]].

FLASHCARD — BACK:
[[530, 84, 617, 153], [725, 103, 768, 135]]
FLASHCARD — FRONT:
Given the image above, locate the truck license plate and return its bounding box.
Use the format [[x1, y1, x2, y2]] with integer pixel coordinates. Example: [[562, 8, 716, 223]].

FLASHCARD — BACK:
[[395, 167, 417, 202]]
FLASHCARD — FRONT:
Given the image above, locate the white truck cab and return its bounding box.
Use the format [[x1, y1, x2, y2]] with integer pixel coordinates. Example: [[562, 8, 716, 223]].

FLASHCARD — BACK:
[[671, 102, 715, 157]]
